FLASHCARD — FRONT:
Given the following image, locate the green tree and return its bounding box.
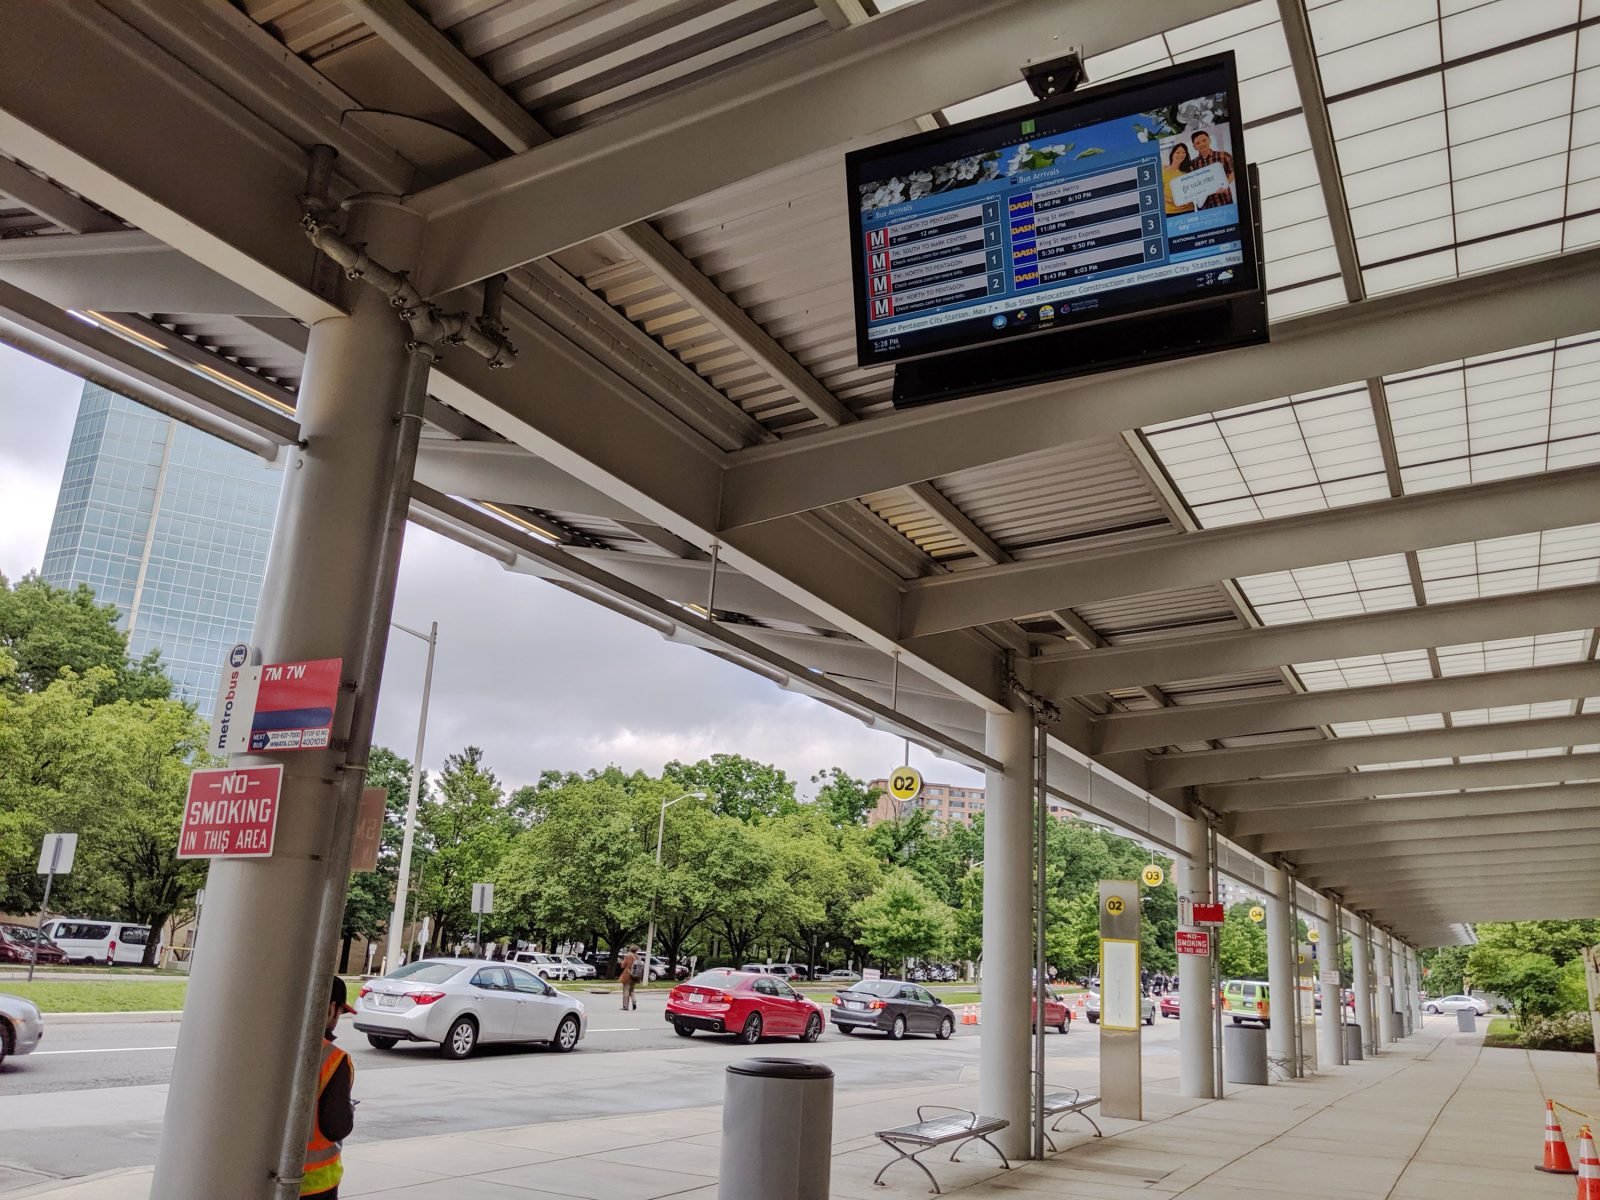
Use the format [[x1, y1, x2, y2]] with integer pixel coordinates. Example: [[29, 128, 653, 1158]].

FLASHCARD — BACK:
[[416, 746, 515, 947], [1474, 921, 1600, 967], [0, 574, 171, 703], [1217, 904, 1268, 979], [1420, 945, 1470, 996], [1467, 945, 1565, 1027], [851, 869, 955, 971], [811, 767, 877, 826], [665, 753, 797, 823]]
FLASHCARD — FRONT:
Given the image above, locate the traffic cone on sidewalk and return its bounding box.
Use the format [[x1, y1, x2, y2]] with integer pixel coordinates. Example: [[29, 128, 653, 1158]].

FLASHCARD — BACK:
[[961, 1004, 979, 1026], [1577, 1127, 1600, 1198], [1537, 1100, 1577, 1174]]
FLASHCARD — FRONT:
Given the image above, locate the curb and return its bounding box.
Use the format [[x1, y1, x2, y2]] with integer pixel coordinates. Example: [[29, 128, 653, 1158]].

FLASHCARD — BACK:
[[8, 1166, 152, 1198], [45, 1010, 183, 1025]]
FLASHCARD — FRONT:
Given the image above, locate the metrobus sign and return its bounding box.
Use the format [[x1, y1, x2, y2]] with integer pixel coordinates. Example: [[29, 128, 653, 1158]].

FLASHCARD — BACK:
[[178, 766, 283, 858]]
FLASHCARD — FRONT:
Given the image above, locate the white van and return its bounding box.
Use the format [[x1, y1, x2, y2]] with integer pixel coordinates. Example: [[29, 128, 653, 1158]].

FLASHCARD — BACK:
[[39, 918, 157, 966]]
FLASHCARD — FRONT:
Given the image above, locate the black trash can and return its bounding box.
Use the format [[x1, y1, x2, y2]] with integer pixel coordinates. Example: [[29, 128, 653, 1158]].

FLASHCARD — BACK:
[[720, 1058, 833, 1198]]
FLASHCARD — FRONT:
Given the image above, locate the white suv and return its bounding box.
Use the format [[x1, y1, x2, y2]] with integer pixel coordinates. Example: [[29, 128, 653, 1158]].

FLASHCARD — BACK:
[[510, 951, 574, 980]]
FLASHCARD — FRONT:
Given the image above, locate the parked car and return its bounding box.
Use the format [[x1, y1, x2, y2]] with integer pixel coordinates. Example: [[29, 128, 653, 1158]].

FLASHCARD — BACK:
[[0, 992, 44, 1067], [37, 918, 157, 966], [666, 969, 824, 1043], [1422, 994, 1488, 1016], [509, 951, 574, 981], [0, 922, 66, 966], [738, 962, 803, 981], [558, 954, 597, 980], [1159, 994, 1181, 1019], [644, 956, 689, 982], [1033, 988, 1073, 1033], [828, 969, 862, 982], [354, 958, 587, 1059], [830, 979, 955, 1040], [1084, 990, 1157, 1025]]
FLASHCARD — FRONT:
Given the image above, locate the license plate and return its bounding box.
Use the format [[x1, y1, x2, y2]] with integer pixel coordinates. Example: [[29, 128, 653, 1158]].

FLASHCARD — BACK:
[[685, 991, 703, 1003], [378, 994, 400, 1009], [847, 1000, 865, 1010]]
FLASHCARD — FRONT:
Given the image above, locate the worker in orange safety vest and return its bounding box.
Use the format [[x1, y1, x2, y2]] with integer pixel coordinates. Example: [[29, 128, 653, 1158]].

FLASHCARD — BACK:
[[302, 976, 356, 1196]]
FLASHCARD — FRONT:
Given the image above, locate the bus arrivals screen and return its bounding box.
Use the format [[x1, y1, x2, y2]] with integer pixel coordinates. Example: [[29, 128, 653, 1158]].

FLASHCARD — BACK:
[[846, 54, 1257, 367]]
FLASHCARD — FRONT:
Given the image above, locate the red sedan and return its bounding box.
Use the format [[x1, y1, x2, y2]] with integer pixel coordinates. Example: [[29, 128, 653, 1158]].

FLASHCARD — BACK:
[[1159, 994, 1180, 1019], [0, 923, 66, 966], [666, 969, 825, 1044], [1033, 988, 1073, 1033]]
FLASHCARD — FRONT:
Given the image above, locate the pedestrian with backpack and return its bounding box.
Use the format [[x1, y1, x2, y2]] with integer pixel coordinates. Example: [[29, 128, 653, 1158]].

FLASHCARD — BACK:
[[619, 945, 641, 1010]]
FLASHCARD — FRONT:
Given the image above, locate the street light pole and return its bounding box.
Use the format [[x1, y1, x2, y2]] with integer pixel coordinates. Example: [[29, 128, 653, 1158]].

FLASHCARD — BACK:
[[642, 791, 705, 983], [384, 620, 436, 973]]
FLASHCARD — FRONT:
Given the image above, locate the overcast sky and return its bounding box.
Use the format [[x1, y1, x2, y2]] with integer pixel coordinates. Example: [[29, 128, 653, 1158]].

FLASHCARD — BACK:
[[0, 343, 979, 798]]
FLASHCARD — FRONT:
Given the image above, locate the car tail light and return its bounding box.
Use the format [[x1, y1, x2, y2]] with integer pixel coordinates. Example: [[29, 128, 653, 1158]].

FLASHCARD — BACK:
[[358, 986, 371, 998], [409, 990, 446, 1005], [713, 992, 733, 1005], [830, 995, 843, 1006], [870, 999, 886, 1010]]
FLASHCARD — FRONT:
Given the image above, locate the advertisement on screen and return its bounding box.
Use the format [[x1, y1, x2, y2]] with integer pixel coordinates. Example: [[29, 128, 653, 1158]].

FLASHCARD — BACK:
[[847, 54, 1255, 366]]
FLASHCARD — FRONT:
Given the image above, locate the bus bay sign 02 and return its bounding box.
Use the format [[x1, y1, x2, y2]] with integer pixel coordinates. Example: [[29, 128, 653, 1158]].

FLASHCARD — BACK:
[[183, 645, 344, 859]]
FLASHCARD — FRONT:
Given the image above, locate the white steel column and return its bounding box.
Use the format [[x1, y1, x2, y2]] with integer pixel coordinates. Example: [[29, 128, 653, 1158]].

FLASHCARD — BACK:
[[981, 706, 1034, 1160], [1391, 940, 1408, 1036], [1409, 947, 1425, 1027], [1264, 866, 1294, 1069], [1315, 895, 1342, 1068], [1351, 917, 1375, 1055], [151, 200, 427, 1200], [1177, 815, 1215, 1097], [1375, 929, 1396, 1045]]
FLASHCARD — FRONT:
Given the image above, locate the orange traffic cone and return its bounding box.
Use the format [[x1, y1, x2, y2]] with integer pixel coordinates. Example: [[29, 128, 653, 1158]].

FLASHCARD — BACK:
[[1577, 1127, 1600, 1198], [1537, 1100, 1577, 1174]]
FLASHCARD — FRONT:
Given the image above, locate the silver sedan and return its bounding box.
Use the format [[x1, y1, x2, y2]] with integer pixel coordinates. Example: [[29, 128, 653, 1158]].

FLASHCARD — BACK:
[[354, 958, 588, 1059], [0, 992, 44, 1067]]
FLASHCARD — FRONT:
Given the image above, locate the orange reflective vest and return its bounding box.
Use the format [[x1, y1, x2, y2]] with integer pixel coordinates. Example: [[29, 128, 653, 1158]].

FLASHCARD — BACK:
[[302, 1040, 351, 1195]]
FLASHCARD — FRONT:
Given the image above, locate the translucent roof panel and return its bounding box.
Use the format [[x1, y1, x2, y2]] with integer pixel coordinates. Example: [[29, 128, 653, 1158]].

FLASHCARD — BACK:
[[1294, 649, 1434, 690], [1415, 522, 1600, 601], [1458, 746, 1574, 761], [1355, 758, 1454, 770], [1435, 629, 1592, 675], [1143, 384, 1389, 528], [1329, 713, 1448, 736], [1236, 554, 1416, 624], [1451, 700, 1582, 724], [1383, 334, 1600, 493], [1311, 0, 1597, 292]]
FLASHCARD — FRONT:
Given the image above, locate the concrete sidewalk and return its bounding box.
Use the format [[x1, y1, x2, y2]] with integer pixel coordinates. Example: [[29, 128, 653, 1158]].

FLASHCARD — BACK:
[[15, 1016, 1598, 1199]]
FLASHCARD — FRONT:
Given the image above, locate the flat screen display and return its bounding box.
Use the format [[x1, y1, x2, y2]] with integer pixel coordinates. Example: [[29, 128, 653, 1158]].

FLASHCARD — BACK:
[[846, 54, 1256, 366]]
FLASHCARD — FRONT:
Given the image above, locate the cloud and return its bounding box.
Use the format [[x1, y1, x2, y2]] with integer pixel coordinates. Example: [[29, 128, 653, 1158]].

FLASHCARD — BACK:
[[0, 345, 81, 579]]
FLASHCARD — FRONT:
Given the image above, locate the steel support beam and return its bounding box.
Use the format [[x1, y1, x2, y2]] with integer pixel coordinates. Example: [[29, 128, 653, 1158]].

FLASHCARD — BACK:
[[1205, 754, 1600, 810], [406, 0, 1251, 293], [903, 464, 1600, 638], [1230, 783, 1600, 836], [1340, 874, 1598, 903], [0, 152, 121, 233], [1304, 845, 1600, 885], [717, 248, 1600, 527], [412, 441, 646, 522], [1034, 584, 1600, 698], [1097, 661, 1600, 753], [1148, 714, 1600, 789], [1286, 827, 1600, 865], [1255, 805, 1600, 854]]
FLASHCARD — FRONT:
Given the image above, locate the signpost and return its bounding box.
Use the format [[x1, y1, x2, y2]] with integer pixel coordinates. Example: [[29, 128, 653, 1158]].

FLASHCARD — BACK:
[[887, 766, 923, 807], [349, 787, 387, 874], [1098, 880, 1142, 1119], [1176, 930, 1211, 955], [1190, 901, 1225, 926], [178, 766, 284, 858], [1140, 863, 1165, 888], [471, 882, 494, 953], [249, 657, 342, 751], [30, 833, 77, 983]]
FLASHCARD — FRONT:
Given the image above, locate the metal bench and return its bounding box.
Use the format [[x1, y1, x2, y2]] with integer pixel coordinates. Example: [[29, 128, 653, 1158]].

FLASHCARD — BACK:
[[873, 1106, 1011, 1194], [1040, 1088, 1103, 1151]]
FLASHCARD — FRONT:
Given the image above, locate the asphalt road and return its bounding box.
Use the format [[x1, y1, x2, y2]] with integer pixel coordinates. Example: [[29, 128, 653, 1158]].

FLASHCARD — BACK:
[[0, 993, 1181, 1190]]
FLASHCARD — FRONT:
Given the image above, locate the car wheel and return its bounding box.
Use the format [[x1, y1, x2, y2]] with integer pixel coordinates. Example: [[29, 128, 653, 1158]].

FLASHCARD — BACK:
[[1424, 1003, 1440, 1014], [535, 970, 548, 980], [80, 956, 97, 966], [802, 1014, 822, 1043], [1231, 1016, 1243, 1025], [1088, 1014, 1098, 1024], [839, 1024, 855, 1035], [365, 1034, 399, 1050], [441, 1016, 478, 1060], [937, 1016, 955, 1040], [0, 1018, 12, 1068], [737, 1013, 763, 1044], [1058, 1016, 1070, 1034], [552, 1015, 580, 1053], [888, 1015, 907, 1041], [673, 1019, 695, 1038], [1145, 1012, 1154, 1026]]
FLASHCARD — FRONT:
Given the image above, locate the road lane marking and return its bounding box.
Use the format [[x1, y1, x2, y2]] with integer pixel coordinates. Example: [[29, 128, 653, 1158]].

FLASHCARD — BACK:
[[587, 1027, 641, 1033], [33, 1046, 177, 1056]]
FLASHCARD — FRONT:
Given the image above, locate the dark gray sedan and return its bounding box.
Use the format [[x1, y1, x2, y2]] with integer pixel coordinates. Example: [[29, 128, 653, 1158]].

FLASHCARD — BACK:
[[828, 979, 955, 1040]]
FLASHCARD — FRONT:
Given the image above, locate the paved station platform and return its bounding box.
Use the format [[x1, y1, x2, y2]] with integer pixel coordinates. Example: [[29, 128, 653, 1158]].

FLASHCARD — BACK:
[[19, 1016, 1597, 1199]]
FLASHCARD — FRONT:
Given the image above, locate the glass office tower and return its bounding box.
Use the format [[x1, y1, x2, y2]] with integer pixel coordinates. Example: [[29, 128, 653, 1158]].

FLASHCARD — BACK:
[[40, 384, 283, 709]]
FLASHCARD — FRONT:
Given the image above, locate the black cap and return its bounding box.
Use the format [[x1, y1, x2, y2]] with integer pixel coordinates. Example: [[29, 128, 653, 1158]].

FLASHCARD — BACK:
[[331, 976, 355, 1014]]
